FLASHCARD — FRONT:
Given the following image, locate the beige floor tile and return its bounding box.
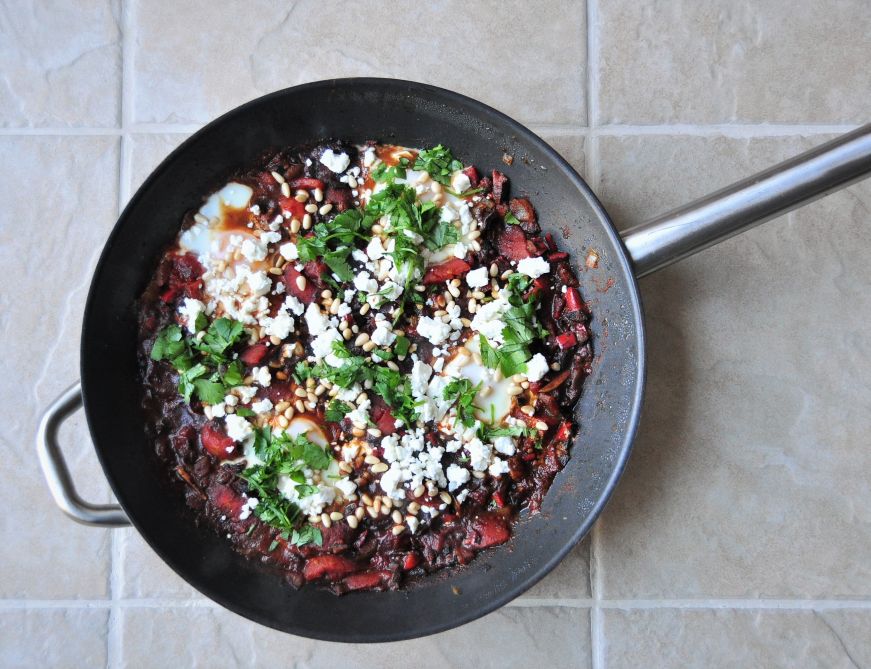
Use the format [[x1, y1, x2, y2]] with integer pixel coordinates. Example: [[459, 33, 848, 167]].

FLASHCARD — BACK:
[[131, 0, 586, 126], [522, 537, 591, 599], [119, 529, 200, 599], [127, 133, 191, 204], [596, 0, 871, 124], [0, 0, 121, 127], [0, 136, 120, 598], [540, 131, 587, 179], [602, 608, 871, 669], [594, 134, 871, 598], [120, 604, 590, 668], [0, 608, 108, 668]]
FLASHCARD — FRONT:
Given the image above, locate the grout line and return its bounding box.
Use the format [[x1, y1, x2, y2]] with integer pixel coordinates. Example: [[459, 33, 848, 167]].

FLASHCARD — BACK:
[[108, 3, 135, 667], [0, 127, 123, 136], [591, 520, 605, 669]]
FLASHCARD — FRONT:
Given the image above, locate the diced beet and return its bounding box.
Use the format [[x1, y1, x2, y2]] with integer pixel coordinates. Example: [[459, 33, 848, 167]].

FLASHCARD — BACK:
[[239, 343, 269, 366], [371, 401, 398, 435], [303, 259, 328, 282], [544, 232, 557, 252], [495, 225, 531, 261], [492, 491, 506, 508], [548, 251, 569, 262], [555, 261, 580, 288], [262, 382, 295, 403], [342, 570, 389, 591], [160, 253, 204, 303], [283, 264, 318, 303], [463, 513, 510, 550], [288, 177, 325, 190], [552, 292, 565, 320], [564, 287, 583, 312], [461, 165, 479, 187], [574, 322, 590, 344], [495, 203, 508, 217], [491, 170, 508, 203], [209, 484, 244, 517], [422, 258, 471, 285], [303, 555, 358, 582], [201, 422, 237, 460], [555, 332, 577, 349], [508, 198, 538, 233], [325, 186, 354, 212], [535, 393, 562, 426]]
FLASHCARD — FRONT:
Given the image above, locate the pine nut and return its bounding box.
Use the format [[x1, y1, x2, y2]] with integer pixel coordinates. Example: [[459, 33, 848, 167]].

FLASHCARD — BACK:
[[313, 187, 324, 202], [371, 463, 389, 474], [305, 203, 318, 213], [391, 525, 405, 536], [318, 203, 333, 216], [355, 333, 370, 346], [346, 515, 359, 529], [321, 513, 332, 528], [280, 182, 290, 198], [364, 455, 380, 465], [295, 275, 307, 291], [391, 510, 402, 524], [290, 218, 301, 233]]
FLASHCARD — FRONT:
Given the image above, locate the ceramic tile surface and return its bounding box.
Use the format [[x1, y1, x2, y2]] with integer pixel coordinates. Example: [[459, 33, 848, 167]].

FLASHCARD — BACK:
[[2, 0, 870, 666]]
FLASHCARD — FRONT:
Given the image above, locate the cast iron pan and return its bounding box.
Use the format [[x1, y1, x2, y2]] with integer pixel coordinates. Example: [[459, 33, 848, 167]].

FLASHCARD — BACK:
[[36, 79, 871, 642]]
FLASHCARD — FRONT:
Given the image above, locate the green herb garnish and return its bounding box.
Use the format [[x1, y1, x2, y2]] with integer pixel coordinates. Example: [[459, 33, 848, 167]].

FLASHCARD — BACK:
[[413, 144, 464, 186]]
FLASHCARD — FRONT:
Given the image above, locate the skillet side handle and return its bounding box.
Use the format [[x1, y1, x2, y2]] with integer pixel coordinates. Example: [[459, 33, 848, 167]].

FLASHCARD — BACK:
[[36, 382, 130, 527], [622, 124, 871, 278]]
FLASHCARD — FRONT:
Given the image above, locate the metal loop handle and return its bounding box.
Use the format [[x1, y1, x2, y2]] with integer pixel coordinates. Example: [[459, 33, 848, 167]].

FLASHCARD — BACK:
[[36, 382, 130, 527], [622, 124, 871, 277]]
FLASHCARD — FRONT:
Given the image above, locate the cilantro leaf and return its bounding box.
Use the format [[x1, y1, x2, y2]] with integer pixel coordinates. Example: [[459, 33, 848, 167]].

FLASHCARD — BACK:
[[443, 377, 483, 427], [479, 335, 500, 370], [193, 378, 226, 405], [371, 163, 406, 183], [325, 399, 352, 423], [504, 211, 522, 226], [413, 145, 464, 186], [394, 335, 410, 358], [150, 325, 186, 361], [222, 359, 244, 387], [290, 525, 322, 547]]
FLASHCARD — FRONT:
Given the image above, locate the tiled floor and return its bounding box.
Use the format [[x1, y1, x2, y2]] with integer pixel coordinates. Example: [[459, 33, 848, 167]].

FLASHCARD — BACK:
[[2, 1, 869, 667]]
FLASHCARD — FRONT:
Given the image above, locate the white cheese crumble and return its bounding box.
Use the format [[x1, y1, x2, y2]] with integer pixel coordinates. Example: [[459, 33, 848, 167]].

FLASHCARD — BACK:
[[251, 398, 273, 414], [470, 293, 511, 342], [178, 298, 206, 333], [225, 414, 253, 442], [319, 149, 351, 173], [446, 463, 471, 491], [465, 266, 489, 288], [516, 256, 551, 278], [279, 242, 299, 261], [304, 302, 330, 335], [371, 319, 396, 346], [525, 352, 549, 382], [416, 315, 452, 346]]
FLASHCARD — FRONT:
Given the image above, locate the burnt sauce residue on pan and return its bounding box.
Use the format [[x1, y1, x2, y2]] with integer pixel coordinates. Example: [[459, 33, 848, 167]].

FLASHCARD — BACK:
[[137, 140, 593, 594]]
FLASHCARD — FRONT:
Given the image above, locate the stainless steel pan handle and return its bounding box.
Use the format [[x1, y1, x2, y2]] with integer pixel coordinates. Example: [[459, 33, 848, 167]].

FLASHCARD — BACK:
[[36, 382, 130, 527], [622, 124, 871, 277]]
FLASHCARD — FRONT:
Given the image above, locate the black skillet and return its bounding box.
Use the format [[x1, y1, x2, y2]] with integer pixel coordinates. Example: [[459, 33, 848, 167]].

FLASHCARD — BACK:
[[36, 79, 871, 642]]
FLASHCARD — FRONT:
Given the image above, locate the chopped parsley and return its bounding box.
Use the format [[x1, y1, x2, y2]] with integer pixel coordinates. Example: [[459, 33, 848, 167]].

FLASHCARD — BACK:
[[238, 427, 330, 546], [325, 399, 353, 423], [296, 208, 371, 282], [504, 211, 522, 226], [443, 378, 483, 427], [151, 318, 247, 405], [477, 276, 545, 377], [413, 144, 464, 186]]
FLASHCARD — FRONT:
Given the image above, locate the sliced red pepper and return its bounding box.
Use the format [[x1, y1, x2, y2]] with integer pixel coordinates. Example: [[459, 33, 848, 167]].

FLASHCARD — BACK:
[[239, 343, 269, 366], [288, 177, 325, 190], [422, 258, 471, 285], [563, 287, 583, 313], [402, 553, 421, 571], [303, 555, 358, 582], [492, 491, 506, 508], [555, 332, 577, 349], [461, 165, 479, 187]]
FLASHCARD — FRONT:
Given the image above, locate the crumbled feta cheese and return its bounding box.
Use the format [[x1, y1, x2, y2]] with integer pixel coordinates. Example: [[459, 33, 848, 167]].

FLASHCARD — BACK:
[[210, 402, 226, 418], [493, 436, 516, 456], [353, 271, 379, 294], [416, 315, 452, 345], [284, 295, 304, 316], [234, 385, 258, 404], [251, 398, 273, 414], [239, 496, 259, 520], [334, 477, 357, 497], [410, 360, 433, 397], [517, 256, 551, 278], [279, 242, 298, 261], [225, 414, 253, 442], [465, 438, 491, 472], [362, 148, 376, 167], [240, 238, 268, 262], [371, 321, 396, 346], [252, 366, 271, 387], [465, 266, 489, 288], [366, 236, 386, 260], [488, 458, 510, 477], [451, 171, 471, 194], [319, 149, 350, 173], [470, 294, 511, 342], [311, 328, 343, 365], [245, 269, 272, 297], [406, 516, 420, 533], [525, 353, 549, 382], [304, 302, 330, 335], [260, 231, 281, 245], [178, 298, 206, 333], [446, 464, 471, 491]]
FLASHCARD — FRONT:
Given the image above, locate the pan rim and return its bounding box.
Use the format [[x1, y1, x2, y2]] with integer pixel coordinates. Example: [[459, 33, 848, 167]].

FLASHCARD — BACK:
[[80, 77, 647, 641]]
